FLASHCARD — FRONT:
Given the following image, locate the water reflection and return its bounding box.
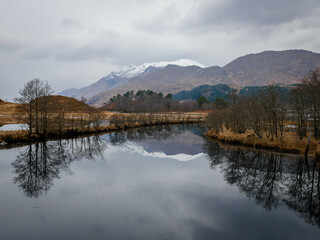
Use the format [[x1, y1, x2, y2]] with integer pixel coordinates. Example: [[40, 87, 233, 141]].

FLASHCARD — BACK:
[[204, 140, 320, 227], [8, 125, 320, 231], [108, 125, 184, 145], [285, 158, 320, 227], [12, 136, 107, 198], [108, 125, 205, 156]]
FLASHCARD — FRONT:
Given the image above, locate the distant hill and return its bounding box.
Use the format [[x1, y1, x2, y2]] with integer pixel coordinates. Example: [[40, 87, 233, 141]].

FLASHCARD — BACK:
[[87, 65, 229, 106], [173, 84, 235, 102], [59, 75, 131, 101], [59, 59, 204, 101], [59, 50, 320, 107], [39, 95, 94, 112], [223, 50, 320, 86], [0, 95, 95, 116], [173, 84, 298, 102]]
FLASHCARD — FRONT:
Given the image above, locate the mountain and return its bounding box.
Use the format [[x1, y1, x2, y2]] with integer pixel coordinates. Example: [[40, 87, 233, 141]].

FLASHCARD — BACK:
[[223, 50, 320, 86], [59, 59, 204, 100], [60, 50, 320, 107], [87, 65, 231, 106]]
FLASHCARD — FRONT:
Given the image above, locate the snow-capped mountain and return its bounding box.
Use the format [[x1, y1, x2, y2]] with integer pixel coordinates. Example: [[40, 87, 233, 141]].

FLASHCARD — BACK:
[[109, 59, 205, 78], [59, 59, 204, 100], [59, 49, 320, 107]]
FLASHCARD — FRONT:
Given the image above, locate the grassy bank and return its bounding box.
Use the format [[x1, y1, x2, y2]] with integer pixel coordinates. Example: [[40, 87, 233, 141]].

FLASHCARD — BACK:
[[206, 128, 320, 156], [0, 116, 204, 145]]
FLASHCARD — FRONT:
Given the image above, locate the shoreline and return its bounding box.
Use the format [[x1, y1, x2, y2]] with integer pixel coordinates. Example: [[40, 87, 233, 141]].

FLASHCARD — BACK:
[[205, 129, 320, 156], [0, 118, 204, 147]]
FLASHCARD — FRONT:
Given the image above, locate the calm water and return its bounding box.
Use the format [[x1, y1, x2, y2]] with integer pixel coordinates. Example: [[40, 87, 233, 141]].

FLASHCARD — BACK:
[[0, 125, 319, 240]]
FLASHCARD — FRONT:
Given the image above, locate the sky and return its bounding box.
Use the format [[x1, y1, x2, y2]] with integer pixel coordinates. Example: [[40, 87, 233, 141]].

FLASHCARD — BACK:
[[1, 0, 320, 101]]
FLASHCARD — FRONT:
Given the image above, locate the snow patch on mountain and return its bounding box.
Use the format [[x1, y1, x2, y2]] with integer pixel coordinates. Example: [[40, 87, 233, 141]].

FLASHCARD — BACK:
[[122, 142, 205, 161], [59, 59, 205, 99], [110, 59, 205, 78]]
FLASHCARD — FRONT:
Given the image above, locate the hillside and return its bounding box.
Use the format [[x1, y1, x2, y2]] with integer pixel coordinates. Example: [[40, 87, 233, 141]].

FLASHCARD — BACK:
[[0, 100, 24, 124], [173, 84, 236, 102], [173, 84, 298, 102], [0, 96, 95, 120], [41, 95, 94, 112], [87, 65, 230, 106], [60, 50, 320, 107], [223, 50, 320, 86], [60, 59, 204, 100], [0, 101, 21, 115], [59, 75, 130, 100]]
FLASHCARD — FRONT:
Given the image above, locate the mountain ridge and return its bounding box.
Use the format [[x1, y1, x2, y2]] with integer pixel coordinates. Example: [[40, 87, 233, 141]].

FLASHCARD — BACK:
[[59, 59, 204, 99], [59, 49, 320, 107]]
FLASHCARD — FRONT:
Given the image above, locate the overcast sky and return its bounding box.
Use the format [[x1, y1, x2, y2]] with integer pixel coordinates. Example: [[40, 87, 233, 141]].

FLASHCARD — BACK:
[[1, 0, 320, 100]]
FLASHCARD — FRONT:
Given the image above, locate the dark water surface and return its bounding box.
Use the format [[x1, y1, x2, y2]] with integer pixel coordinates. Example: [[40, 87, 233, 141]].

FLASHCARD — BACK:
[[0, 125, 319, 240]]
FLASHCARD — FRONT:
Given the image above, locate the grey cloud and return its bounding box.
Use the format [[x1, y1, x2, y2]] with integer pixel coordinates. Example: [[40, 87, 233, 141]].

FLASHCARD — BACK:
[[56, 44, 115, 61], [187, 0, 320, 29], [1, 0, 320, 101], [22, 40, 72, 60], [0, 41, 20, 52], [55, 31, 118, 61], [21, 28, 192, 65], [61, 18, 84, 29], [136, 0, 320, 34], [22, 28, 118, 62], [134, 4, 182, 34], [0, 31, 27, 52]]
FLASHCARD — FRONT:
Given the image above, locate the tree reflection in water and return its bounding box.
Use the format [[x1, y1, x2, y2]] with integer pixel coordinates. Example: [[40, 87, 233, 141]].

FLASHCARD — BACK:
[[12, 136, 107, 198], [108, 125, 184, 145], [204, 139, 320, 227], [10, 125, 320, 229], [11, 125, 187, 198]]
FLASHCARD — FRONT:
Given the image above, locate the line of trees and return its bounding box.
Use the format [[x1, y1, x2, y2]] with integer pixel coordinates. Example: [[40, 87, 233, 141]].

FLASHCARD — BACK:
[[289, 69, 320, 139], [107, 90, 174, 112], [104, 90, 214, 112], [207, 69, 320, 141], [15, 79, 103, 137]]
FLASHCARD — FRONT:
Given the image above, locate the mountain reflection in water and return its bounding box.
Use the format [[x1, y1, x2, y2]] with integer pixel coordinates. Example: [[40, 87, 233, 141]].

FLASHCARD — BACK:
[[9, 125, 320, 232]]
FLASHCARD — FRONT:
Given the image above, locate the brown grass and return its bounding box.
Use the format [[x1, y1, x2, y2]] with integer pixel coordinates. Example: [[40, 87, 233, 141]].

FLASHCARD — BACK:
[[0, 115, 204, 144], [40, 95, 94, 112], [206, 127, 320, 155], [0, 96, 101, 125], [0, 101, 22, 124], [0, 98, 206, 145], [0, 101, 21, 114]]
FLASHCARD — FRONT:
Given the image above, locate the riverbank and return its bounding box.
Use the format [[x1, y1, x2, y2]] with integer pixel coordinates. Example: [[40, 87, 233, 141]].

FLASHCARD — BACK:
[[206, 128, 320, 156], [0, 117, 204, 145]]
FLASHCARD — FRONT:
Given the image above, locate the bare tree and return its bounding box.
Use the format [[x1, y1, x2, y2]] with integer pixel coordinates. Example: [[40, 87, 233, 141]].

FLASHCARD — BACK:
[[15, 79, 53, 136], [244, 95, 264, 138], [304, 69, 320, 139], [289, 85, 309, 140], [259, 85, 286, 140]]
